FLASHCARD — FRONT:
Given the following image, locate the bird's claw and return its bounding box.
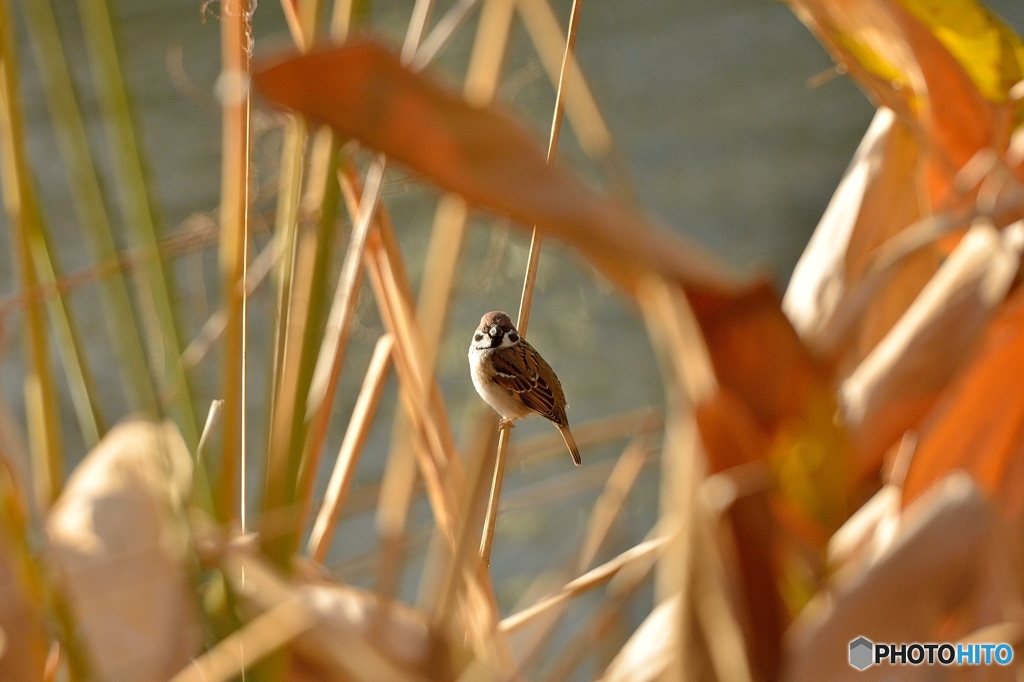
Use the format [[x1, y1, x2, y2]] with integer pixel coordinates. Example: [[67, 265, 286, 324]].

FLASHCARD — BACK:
[[498, 417, 515, 430]]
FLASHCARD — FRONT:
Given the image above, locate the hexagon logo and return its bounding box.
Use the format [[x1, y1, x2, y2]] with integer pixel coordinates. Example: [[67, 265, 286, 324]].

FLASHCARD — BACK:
[[849, 637, 874, 670]]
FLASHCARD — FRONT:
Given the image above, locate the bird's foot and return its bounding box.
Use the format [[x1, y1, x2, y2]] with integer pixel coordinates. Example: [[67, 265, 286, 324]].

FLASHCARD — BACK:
[[498, 417, 516, 430]]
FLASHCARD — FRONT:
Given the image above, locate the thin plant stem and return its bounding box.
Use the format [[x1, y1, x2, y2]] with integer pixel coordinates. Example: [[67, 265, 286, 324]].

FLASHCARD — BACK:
[[216, 0, 252, 525], [480, 0, 586, 566], [373, 0, 516, 598], [76, 0, 199, 448], [0, 0, 64, 509], [21, 0, 159, 420]]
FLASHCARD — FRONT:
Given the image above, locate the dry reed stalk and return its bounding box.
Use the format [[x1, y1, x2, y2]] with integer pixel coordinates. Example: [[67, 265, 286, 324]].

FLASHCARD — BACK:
[[514, 0, 612, 159], [21, 0, 159, 420], [278, 0, 322, 52], [480, 0, 587, 567], [374, 0, 516, 597], [543, 523, 671, 682], [307, 334, 395, 561], [76, 0, 199, 449], [294, 150, 382, 531], [576, 438, 652, 572], [504, 438, 652, 672], [636, 277, 717, 682], [0, 2, 64, 510], [409, 0, 482, 71], [692, 507, 754, 682], [196, 400, 226, 467], [361, 231, 461, 536], [499, 533, 672, 635], [169, 596, 317, 682], [215, 0, 251, 524], [272, 0, 347, 532], [426, 411, 497, 625], [269, 118, 308, 414], [261, 133, 344, 567]]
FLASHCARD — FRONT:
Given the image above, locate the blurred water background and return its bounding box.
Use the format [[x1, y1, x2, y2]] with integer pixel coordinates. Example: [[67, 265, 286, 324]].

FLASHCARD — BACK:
[[3, 0, 1024, 671]]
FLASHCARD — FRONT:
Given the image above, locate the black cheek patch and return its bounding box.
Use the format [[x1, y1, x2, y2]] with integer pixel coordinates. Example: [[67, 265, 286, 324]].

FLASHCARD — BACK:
[[509, 332, 519, 342]]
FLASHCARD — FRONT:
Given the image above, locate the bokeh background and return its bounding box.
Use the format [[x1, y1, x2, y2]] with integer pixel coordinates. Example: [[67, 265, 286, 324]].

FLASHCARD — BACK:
[[4, 0, 1024, 670]]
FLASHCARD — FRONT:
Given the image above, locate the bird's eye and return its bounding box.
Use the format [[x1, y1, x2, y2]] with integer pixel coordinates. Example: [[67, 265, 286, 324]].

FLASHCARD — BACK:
[[508, 332, 519, 342], [474, 333, 483, 342]]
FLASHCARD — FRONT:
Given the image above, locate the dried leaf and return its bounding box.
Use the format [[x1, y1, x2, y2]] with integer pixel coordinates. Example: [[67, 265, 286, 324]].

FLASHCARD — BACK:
[[783, 107, 935, 360], [252, 39, 747, 299], [841, 220, 1024, 469], [787, 473, 1004, 682], [46, 420, 200, 682]]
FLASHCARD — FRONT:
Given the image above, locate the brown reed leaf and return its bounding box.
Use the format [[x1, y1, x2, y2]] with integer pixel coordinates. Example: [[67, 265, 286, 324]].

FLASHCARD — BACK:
[[252, 39, 746, 299], [46, 420, 200, 682]]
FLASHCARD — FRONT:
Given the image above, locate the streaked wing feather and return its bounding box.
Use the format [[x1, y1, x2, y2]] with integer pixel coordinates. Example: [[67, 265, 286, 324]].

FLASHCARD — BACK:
[[490, 344, 558, 419]]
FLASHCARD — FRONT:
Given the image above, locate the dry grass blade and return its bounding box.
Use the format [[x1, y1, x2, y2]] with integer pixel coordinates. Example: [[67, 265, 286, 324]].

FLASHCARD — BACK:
[[480, 0, 586, 569], [362, 234, 461, 538], [576, 437, 651, 573], [510, 407, 662, 466], [298, 147, 381, 520], [307, 334, 395, 561], [374, 0, 516, 598], [425, 410, 497, 625], [169, 596, 317, 682], [597, 594, 679, 682], [637, 277, 717, 682], [500, 533, 672, 635], [261, 131, 344, 567], [410, 0, 482, 71], [21, 0, 159, 418], [514, 0, 612, 159], [0, 0, 64, 510], [692, 508, 754, 682], [76, 0, 199, 449]]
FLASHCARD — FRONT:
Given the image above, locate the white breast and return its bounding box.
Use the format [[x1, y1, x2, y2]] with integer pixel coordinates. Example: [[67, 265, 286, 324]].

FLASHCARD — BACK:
[[468, 345, 532, 420]]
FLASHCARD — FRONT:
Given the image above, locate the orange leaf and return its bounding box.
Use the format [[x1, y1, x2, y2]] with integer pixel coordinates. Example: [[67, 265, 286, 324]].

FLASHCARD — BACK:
[[902, 286, 1024, 518]]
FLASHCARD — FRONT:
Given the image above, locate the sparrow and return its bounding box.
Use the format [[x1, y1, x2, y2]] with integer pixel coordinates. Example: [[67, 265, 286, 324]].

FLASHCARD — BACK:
[[468, 311, 581, 466]]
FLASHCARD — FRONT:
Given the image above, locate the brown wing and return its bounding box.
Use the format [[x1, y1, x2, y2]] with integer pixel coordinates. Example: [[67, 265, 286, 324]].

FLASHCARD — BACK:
[[490, 340, 568, 425]]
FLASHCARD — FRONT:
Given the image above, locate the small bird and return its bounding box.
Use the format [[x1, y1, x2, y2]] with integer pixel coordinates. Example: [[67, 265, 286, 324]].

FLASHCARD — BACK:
[[468, 311, 581, 466]]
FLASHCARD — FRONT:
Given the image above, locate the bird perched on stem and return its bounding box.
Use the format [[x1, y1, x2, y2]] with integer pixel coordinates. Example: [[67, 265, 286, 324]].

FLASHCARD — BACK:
[[468, 311, 581, 465]]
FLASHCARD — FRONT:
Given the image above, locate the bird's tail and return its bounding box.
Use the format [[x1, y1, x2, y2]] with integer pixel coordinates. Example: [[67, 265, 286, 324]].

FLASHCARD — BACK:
[[557, 424, 582, 466]]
